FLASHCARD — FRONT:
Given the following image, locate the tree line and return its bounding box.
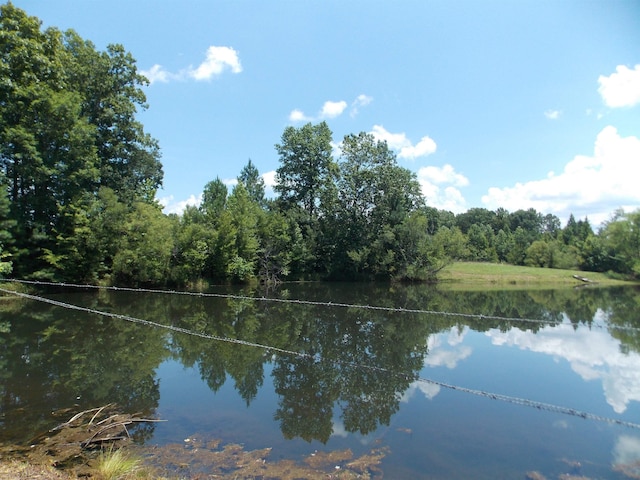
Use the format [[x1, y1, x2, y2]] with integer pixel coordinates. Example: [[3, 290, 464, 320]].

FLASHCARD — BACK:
[[1, 4, 638, 287]]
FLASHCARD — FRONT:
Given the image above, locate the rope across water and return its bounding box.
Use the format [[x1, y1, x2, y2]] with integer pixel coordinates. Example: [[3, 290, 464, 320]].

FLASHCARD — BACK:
[[1, 284, 639, 430], [3, 278, 638, 333]]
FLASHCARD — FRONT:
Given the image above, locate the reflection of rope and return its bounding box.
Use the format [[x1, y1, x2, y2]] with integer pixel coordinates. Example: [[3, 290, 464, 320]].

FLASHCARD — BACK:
[[2, 278, 639, 333], [2, 286, 639, 430]]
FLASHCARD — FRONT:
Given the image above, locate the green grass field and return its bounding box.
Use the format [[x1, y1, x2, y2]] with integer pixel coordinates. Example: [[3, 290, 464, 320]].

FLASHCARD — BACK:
[[437, 261, 635, 290]]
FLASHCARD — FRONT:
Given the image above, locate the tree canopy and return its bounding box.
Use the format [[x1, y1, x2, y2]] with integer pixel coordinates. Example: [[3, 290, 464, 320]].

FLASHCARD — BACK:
[[1, 4, 637, 286]]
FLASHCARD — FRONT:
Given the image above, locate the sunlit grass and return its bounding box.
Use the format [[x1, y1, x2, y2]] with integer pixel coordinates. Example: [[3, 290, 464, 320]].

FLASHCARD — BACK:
[[438, 261, 634, 290], [94, 447, 142, 480]]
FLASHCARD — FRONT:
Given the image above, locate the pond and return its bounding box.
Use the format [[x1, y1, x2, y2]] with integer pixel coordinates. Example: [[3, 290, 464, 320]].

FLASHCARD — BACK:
[[1, 282, 640, 479]]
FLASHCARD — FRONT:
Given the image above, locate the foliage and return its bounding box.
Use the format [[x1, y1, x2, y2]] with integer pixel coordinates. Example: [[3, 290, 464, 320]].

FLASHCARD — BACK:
[[1, 4, 638, 286], [0, 4, 161, 281]]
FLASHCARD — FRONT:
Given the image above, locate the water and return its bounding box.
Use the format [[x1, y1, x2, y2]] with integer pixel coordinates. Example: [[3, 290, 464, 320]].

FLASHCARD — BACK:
[[1, 282, 639, 478]]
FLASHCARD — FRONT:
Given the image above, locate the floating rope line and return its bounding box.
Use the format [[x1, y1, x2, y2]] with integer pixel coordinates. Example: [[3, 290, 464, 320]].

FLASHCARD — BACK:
[[1, 286, 639, 431], [2, 278, 638, 333]]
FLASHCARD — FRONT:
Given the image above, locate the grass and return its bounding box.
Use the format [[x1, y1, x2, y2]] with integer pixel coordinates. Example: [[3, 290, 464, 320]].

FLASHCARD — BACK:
[[437, 261, 635, 290], [93, 448, 142, 480]]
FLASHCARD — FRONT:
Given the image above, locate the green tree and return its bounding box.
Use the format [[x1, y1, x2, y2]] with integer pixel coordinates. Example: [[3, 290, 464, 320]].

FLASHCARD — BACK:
[[274, 122, 337, 221], [0, 5, 99, 277], [112, 202, 173, 286], [599, 209, 640, 277], [225, 183, 260, 282], [0, 185, 12, 276], [510, 208, 543, 243], [331, 132, 424, 278], [494, 229, 513, 263], [200, 177, 228, 224], [455, 207, 496, 234], [63, 30, 162, 203], [238, 159, 266, 207], [466, 223, 497, 262], [0, 5, 162, 280], [170, 206, 212, 285]]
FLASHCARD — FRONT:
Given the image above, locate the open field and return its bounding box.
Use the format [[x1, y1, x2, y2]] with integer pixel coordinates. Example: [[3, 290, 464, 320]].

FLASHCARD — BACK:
[[437, 262, 636, 290]]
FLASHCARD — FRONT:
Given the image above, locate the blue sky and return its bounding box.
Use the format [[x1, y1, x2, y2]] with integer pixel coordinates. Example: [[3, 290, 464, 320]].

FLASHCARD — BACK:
[[14, 0, 640, 226]]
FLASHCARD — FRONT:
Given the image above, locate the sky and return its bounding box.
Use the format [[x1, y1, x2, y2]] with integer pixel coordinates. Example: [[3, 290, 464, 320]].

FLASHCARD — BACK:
[[13, 0, 640, 227]]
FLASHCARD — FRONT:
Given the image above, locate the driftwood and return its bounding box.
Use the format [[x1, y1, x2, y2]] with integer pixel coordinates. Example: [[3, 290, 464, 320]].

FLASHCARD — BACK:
[[572, 274, 594, 283], [10, 404, 166, 473]]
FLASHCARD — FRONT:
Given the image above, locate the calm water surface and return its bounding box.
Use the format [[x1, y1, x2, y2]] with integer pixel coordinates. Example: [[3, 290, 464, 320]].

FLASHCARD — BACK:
[[1, 282, 640, 479]]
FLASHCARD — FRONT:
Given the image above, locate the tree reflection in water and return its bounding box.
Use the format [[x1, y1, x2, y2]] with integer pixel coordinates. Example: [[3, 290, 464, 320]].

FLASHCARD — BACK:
[[1, 283, 639, 446]]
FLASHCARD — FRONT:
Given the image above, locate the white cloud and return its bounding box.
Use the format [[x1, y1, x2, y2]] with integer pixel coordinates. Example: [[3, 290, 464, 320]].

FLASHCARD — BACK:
[[140, 64, 172, 85], [289, 94, 372, 123], [143, 45, 242, 85], [370, 125, 410, 150], [320, 100, 348, 119], [544, 109, 561, 120], [288, 109, 311, 122], [419, 164, 468, 187], [400, 136, 438, 160], [350, 94, 373, 117], [401, 380, 441, 402], [402, 327, 471, 403], [262, 170, 277, 198], [487, 318, 640, 414], [369, 125, 437, 160], [417, 164, 469, 213], [613, 435, 640, 471], [158, 193, 202, 215], [189, 46, 242, 80], [481, 126, 640, 226], [598, 64, 640, 108]]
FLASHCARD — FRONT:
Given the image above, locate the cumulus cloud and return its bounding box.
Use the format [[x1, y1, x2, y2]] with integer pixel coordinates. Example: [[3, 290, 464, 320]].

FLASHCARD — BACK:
[[158, 193, 202, 215], [481, 126, 640, 226], [320, 100, 348, 118], [262, 170, 277, 197], [598, 64, 640, 108], [544, 109, 561, 120], [369, 125, 437, 160], [402, 327, 471, 403], [487, 318, 640, 414], [417, 164, 469, 213], [288, 109, 312, 122], [350, 94, 373, 117], [142, 45, 242, 85], [289, 94, 372, 123], [141, 64, 173, 84], [613, 435, 640, 471], [189, 46, 242, 80]]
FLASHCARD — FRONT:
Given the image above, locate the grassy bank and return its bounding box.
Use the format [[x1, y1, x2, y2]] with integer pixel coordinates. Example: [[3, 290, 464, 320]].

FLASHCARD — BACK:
[[437, 261, 635, 290]]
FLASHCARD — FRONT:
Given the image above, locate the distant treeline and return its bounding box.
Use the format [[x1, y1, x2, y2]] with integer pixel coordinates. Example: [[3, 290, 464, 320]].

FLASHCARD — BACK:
[[1, 4, 638, 286]]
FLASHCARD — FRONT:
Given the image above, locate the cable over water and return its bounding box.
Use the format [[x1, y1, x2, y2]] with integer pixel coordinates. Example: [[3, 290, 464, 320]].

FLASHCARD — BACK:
[[2, 278, 638, 333], [1, 285, 639, 430]]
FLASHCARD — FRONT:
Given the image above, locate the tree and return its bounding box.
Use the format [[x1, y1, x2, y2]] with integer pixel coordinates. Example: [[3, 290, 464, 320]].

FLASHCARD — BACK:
[[112, 202, 173, 286], [510, 208, 543, 242], [0, 172, 13, 276], [455, 208, 496, 234], [331, 132, 424, 278], [238, 159, 265, 207], [599, 209, 640, 277], [225, 183, 260, 282], [274, 122, 337, 221], [0, 5, 99, 277], [63, 31, 163, 203], [0, 5, 162, 279], [200, 177, 228, 224]]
